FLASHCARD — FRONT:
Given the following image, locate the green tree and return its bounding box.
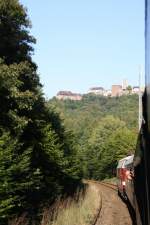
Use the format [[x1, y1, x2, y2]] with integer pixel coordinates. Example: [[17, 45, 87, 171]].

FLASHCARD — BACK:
[[0, 60, 38, 134], [0, 0, 35, 65], [82, 116, 137, 180], [126, 85, 132, 94], [100, 127, 136, 179], [0, 129, 36, 220], [85, 116, 126, 179]]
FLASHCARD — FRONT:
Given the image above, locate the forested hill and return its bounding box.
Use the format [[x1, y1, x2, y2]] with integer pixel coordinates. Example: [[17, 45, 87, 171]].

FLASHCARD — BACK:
[[48, 94, 138, 141], [48, 94, 139, 180]]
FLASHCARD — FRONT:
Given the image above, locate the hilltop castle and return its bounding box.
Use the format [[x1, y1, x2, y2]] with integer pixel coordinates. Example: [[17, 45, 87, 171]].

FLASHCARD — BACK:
[[55, 80, 143, 101]]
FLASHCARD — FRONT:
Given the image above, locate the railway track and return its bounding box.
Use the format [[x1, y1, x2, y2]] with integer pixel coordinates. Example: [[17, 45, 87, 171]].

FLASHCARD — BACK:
[[100, 182, 117, 191], [92, 191, 102, 225], [88, 180, 133, 225], [90, 180, 117, 225], [89, 180, 117, 191]]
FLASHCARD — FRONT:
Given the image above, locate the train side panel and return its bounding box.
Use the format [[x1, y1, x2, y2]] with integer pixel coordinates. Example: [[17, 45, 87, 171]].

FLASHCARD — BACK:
[[145, 0, 150, 223], [134, 1, 150, 224]]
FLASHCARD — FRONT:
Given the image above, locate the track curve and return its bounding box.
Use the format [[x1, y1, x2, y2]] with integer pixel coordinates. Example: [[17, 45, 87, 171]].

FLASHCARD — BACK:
[[88, 180, 132, 225]]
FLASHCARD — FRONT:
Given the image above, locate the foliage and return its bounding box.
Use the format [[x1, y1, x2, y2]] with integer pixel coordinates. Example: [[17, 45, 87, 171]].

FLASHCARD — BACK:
[[126, 85, 132, 93], [0, 0, 35, 65], [84, 116, 136, 180], [0, 130, 32, 219], [49, 95, 138, 180], [49, 94, 138, 144]]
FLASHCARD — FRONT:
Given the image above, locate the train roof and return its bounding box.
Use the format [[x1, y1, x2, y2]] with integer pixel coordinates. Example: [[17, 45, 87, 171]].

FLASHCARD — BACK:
[[117, 155, 134, 168]]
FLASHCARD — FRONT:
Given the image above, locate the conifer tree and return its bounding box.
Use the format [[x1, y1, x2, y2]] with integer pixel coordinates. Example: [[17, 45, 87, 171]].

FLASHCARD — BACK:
[[0, 0, 35, 65], [0, 130, 32, 221]]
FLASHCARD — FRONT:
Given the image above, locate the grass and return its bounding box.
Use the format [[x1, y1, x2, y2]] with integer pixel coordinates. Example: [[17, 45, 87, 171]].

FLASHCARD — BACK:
[[10, 182, 101, 225], [41, 182, 101, 225]]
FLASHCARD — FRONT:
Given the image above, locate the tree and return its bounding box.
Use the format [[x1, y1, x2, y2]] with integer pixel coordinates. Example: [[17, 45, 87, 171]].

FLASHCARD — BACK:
[[126, 85, 132, 94], [84, 116, 125, 179], [0, 130, 32, 221], [0, 0, 35, 65], [0, 61, 44, 221], [0, 60, 39, 134], [83, 116, 136, 180], [100, 127, 136, 179]]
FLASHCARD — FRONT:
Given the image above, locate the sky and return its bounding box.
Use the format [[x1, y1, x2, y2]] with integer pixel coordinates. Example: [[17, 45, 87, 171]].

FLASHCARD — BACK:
[[21, 0, 145, 98]]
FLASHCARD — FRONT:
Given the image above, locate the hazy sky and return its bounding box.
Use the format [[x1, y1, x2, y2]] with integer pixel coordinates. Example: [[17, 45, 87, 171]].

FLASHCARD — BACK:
[[21, 0, 145, 98]]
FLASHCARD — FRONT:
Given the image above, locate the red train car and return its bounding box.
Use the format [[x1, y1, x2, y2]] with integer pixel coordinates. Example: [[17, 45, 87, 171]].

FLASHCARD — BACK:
[[117, 155, 134, 203]]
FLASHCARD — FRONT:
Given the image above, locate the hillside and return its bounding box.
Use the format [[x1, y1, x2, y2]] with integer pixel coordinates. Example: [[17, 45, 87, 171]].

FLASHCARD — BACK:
[[49, 94, 138, 140], [48, 94, 139, 179]]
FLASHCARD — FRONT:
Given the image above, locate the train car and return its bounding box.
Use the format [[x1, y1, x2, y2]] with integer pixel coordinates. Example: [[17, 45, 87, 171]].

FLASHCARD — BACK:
[[133, 1, 150, 224], [117, 155, 134, 204], [144, 0, 150, 223]]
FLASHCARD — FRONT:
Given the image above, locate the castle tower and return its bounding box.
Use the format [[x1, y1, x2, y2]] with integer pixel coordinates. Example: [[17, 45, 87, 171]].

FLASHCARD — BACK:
[[122, 79, 128, 90]]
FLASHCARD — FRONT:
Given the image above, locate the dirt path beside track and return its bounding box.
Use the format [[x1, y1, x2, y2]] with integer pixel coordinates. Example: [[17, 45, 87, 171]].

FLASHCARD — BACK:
[[94, 182, 133, 225]]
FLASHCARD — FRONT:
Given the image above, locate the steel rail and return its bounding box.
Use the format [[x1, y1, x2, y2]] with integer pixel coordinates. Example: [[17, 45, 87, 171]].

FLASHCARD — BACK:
[[92, 191, 102, 225], [100, 182, 117, 191], [89, 180, 117, 225], [89, 180, 117, 191]]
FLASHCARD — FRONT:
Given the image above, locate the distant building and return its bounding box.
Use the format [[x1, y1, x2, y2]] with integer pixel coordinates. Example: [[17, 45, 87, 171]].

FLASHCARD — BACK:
[[122, 79, 128, 90], [111, 85, 123, 97], [103, 89, 112, 97], [56, 91, 82, 101], [132, 86, 140, 94], [88, 87, 104, 95]]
